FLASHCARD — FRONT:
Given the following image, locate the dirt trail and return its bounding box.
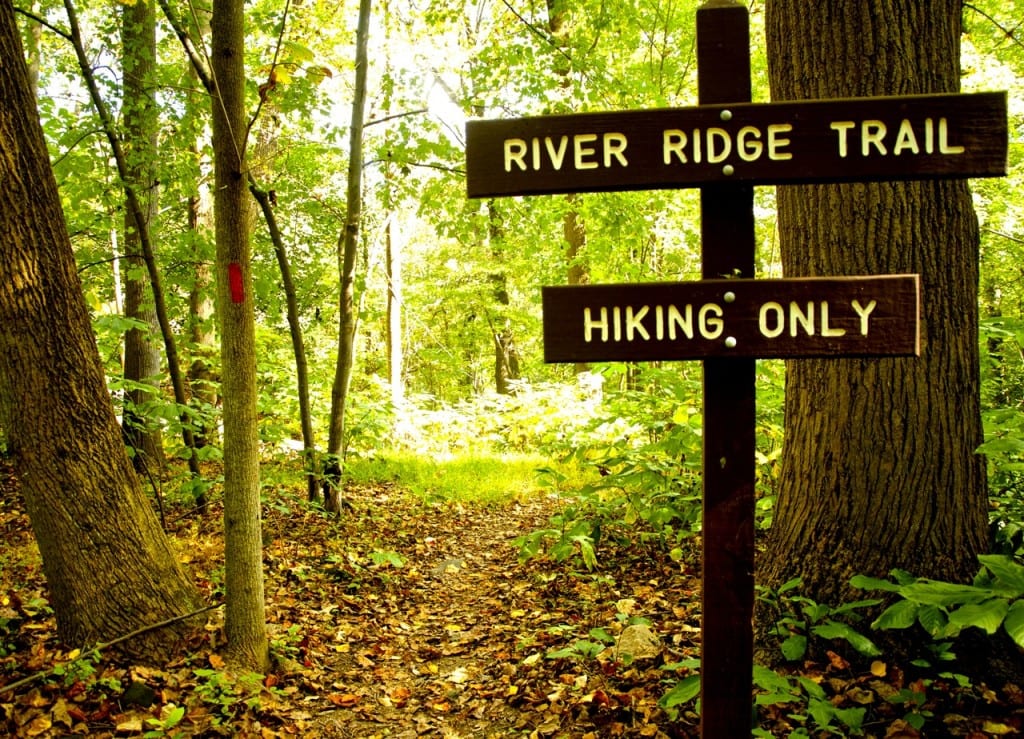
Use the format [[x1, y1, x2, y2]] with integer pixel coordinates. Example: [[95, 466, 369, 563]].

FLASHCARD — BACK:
[[272, 486, 701, 738]]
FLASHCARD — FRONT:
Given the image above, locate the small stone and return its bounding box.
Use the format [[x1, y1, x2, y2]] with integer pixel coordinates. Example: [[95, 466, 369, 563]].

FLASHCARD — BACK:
[[615, 624, 662, 662]]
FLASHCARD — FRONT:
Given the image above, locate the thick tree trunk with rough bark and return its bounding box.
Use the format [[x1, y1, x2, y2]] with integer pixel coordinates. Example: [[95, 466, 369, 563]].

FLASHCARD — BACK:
[[759, 0, 988, 603], [0, 0, 199, 658]]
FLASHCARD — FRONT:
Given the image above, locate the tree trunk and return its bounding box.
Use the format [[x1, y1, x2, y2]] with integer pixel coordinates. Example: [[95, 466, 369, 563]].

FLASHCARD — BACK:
[[385, 217, 404, 407], [324, 0, 372, 512], [563, 204, 590, 376], [185, 9, 218, 451], [121, 0, 165, 474], [249, 177, 318, 501], [0, 0, 199, 658], [63, 0, 201, 487], [759, 0, 988, 603], [209, 0, 268, 671]]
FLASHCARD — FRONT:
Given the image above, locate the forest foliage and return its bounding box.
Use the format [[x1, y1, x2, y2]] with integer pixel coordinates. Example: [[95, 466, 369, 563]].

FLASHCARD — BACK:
[[1, 0, 1024, 734]]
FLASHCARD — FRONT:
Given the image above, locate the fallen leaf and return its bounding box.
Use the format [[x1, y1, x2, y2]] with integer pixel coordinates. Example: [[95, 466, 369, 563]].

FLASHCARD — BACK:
[[326, 693, 360, 707], [24, 714, 52, 737], [981, 721, 1016, 735]]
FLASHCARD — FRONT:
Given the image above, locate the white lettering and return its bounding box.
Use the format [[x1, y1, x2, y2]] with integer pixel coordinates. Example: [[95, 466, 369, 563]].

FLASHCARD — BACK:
[[789, 301, 815, 336], [767, 124, 793, 160], [892, 119, 920, 155], [851, 299, 877, 335], [584, 307, 608, 342], [574, 133, 599, 170], [663, 129, 687, 164], [759, 302, 785, 338], [737, 126, 763, 161], [668, 304, 693, 339], [706, 127, 732, 163], [820, 302, 846, 337], [862, 120, 887, 156], [938, 118, 964, 154], [545, 136, 569, 169], [604, 132, 629, 167], [504, 138, 528, 171], [699, 304, 724, 339], [831, 121, 856, 158], [625, 305, 650, 341]]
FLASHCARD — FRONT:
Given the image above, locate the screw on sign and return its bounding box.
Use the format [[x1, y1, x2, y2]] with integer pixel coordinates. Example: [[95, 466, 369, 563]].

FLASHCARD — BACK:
[[463, 1, 1007, 735]]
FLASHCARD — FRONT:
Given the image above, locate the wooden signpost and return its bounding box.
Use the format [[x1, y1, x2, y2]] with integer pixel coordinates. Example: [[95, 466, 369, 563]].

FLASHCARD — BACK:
[[464, 2, 1008, 736]]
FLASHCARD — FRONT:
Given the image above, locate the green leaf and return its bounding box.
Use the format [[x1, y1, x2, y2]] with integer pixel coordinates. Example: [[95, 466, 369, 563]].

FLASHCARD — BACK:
[[659, 674, 701, 708], [1003, 600, 1024, 648], [850, 574, 902, 593], [811, 622, 881, 657], [872, 599, 919, 630], [948, 598, 1009, 635], [780, 634, 807, 661], [899, 580, 992, 607], [978, 555, 1024, 594], [917, 605, 955, 638]]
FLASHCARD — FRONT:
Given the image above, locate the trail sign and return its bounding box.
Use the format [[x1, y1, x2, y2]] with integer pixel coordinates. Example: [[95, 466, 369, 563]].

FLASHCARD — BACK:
[[542, 274, 921, 362], [463, 1, 1007, 736], [466, 92, 1007, 198]]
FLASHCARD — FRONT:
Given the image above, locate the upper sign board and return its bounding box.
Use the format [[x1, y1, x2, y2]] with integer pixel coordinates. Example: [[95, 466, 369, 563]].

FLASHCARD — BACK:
[[466, 92, 1007, 197], [542, 274, 920, 362]]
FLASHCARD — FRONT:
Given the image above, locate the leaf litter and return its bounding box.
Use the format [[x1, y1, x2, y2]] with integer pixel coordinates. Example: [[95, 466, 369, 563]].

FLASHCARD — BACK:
[[1, 459, 1023, 737]]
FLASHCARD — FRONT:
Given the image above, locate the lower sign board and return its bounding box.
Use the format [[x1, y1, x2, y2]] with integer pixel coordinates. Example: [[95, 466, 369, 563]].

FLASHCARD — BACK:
[[542, 274, 920, 362]]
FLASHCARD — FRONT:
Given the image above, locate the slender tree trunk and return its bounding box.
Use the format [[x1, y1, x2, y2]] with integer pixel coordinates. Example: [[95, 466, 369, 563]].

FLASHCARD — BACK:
[[563, 203, 590, 375], [121, 0, 165, 474], [325, 0, 372, 512], [0, 0, 199, 658], [185, 10, 218, 450], [209, 0, 268, 671], [759, 0, 988, 603], [63, 0, 201, 486], [249, 178, 318, 501], [385, 217, 404, 407]]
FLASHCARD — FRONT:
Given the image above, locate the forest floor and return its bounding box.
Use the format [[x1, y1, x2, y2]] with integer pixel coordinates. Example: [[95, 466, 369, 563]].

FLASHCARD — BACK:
[[2, 459, 1024, 738]]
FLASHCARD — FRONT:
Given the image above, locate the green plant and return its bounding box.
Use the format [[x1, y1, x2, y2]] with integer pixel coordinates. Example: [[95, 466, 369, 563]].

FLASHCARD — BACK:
[[757, 577, 882, 661], [191, 669, 266, 724], [658, 658, 702, 720], [51, 648, 100, 687], [143, 704, 186, 738], [752, 665, 867, 737], [851, 554, 1024, 647]]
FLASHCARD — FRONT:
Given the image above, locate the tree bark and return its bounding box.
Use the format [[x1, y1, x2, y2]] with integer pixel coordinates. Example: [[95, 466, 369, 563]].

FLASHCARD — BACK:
[[184, 6, 219, 451], [759, 0, 988, 603], [63, 0, 202, 486], [121, 0, 165, 474], [0, 0, 199, 658], [249, 176, 318, 501], [209, 0, 268, 670], [325, 0, 372, 512]]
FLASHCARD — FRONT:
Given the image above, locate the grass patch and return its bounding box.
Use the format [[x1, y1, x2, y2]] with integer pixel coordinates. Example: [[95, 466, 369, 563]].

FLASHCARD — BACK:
[[345, 451, 593, 506]]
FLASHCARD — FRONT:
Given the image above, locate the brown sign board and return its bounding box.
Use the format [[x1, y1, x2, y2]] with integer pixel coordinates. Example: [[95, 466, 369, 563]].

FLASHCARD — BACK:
[[466, 92, 1007, 198], [542, 274, 920, 362]]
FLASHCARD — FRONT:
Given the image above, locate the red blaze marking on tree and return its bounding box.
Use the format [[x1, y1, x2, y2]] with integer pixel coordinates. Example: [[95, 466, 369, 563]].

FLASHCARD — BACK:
[[228, 262, 244, 304]]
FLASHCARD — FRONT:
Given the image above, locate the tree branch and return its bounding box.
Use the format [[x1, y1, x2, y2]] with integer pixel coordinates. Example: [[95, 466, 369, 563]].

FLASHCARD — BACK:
[[0, 603, 221, 697], [965, 3, 1024, 52], [12, 5, 71, 40], [155, 0, 214, 91]]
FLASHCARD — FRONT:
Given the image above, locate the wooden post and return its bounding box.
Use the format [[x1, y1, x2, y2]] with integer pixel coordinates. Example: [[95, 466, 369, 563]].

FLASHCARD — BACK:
[[696, 2, 756, 736]]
